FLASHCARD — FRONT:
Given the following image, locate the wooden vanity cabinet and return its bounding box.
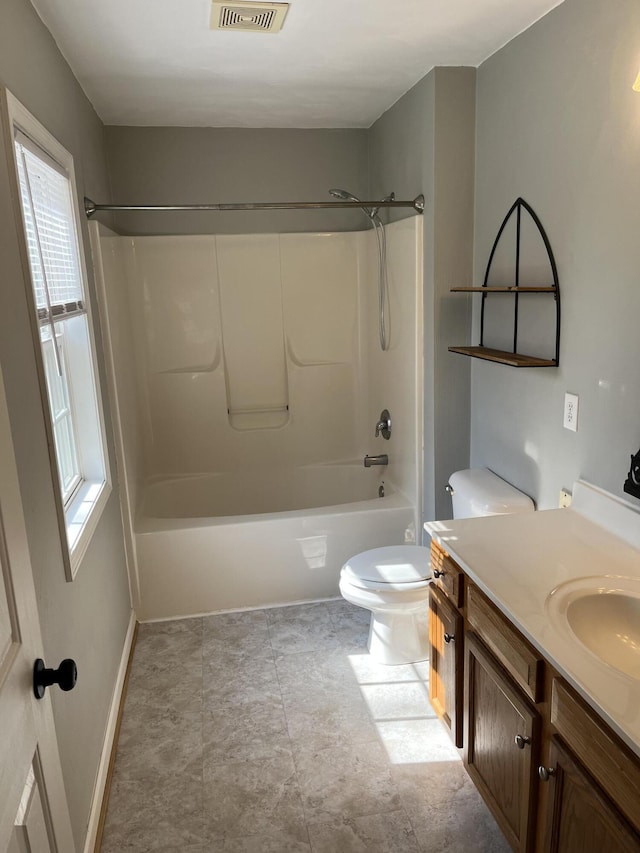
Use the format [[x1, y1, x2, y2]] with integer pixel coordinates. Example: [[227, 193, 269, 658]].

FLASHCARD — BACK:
[[428, 540, 640, 852], [428, 584, 463, 747], [540, 737, 640, 853], [465, 632, 541, 853]]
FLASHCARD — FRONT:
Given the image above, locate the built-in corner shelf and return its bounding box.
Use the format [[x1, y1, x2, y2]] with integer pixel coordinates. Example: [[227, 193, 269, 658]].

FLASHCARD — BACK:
[[449, 198, 560, 368]]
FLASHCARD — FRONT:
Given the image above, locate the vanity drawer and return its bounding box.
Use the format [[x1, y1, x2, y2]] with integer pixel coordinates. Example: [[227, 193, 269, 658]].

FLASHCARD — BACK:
[[430, 542, 464, 608], [466, 584, 543, 703], [551, 679, 640, 833]]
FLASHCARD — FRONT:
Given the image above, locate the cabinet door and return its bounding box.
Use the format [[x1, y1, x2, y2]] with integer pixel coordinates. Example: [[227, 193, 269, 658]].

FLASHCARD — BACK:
[[464, 633, 540, 853], [428, 584, 463, 747], [542, 737, 640, 853]]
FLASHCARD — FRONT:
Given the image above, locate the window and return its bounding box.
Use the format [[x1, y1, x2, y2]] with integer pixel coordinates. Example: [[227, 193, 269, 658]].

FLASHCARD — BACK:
[[40, 324, 81, 503], [6, 92, 111, 579]]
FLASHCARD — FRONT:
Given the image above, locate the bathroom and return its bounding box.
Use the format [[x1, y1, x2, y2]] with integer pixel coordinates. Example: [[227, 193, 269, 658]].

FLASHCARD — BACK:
[[1, 0, 640, 851]]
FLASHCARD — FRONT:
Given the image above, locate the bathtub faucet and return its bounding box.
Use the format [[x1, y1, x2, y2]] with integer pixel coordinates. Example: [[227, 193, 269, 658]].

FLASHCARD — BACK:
[[364, 454, 388, 467]]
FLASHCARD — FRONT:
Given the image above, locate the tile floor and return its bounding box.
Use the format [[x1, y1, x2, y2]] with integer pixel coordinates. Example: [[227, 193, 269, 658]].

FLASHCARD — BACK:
[[101, 600, 510, 852]]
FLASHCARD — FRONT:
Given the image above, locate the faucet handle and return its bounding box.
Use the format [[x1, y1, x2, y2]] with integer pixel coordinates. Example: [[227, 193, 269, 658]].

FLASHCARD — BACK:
[[375, 409, 391, 440]]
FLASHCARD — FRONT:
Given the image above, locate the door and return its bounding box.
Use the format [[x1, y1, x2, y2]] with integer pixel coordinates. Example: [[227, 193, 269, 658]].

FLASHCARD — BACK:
[[541, 737, 640, 853], [428, 584, 463, 747], [464, 632, 540, 853], [0, 363, 75, 853]]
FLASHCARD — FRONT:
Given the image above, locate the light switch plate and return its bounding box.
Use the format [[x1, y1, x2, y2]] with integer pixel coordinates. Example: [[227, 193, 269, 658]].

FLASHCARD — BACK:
[[563, 393, 579, 432]]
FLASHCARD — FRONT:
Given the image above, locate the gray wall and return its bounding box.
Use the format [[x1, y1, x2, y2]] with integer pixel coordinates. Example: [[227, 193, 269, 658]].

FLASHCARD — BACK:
[[472, 0, 640, 509], [369, 68, 475, 522], [105, 126, 369, 234], [432, 69, 476, 520], [0, 0, 131, 848]]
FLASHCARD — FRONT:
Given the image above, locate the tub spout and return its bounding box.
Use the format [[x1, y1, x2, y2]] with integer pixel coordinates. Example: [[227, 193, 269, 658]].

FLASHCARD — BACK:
[[364, 454, 388, 467]]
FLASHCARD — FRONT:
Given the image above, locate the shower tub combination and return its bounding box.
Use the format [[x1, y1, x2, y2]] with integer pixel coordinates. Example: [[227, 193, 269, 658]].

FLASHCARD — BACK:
[[135, 465, 415, 620], [91, 210, 423, 622]]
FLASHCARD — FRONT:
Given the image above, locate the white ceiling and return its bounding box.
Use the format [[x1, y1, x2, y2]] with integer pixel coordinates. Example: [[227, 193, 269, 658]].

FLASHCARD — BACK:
[[30, 0, 564, 128]]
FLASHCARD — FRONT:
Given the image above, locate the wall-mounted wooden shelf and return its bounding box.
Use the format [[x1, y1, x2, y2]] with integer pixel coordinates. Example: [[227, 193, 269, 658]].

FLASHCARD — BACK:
[[448, 346, 557, 368], [449, 198, 560, 368], [450, 286, 557, 293]]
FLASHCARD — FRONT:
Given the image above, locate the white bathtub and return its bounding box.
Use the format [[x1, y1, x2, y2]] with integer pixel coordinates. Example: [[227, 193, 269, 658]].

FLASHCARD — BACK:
[[134, 465, 416, 620]]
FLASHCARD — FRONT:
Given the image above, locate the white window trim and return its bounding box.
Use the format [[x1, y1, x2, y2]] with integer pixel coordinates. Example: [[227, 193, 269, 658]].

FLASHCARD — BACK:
[[1, 89, 112, 581]]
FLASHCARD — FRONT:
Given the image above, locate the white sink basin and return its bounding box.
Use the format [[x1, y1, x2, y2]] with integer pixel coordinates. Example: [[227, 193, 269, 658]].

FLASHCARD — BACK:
[[546, 576, 640, 679]]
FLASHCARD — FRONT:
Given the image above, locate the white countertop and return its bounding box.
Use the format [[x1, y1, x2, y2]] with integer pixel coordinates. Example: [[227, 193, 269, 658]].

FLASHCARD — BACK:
[[425, 480, 640, 758]]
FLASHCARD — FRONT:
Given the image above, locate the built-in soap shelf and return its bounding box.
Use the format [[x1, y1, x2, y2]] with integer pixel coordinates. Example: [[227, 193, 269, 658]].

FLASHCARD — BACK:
[[155, 342, 223, 375], [449, 198, 560, 368], [286, 339, 349, 368], [228, 404, 289, 431]]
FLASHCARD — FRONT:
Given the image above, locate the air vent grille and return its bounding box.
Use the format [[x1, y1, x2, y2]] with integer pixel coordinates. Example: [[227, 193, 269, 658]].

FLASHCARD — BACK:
[[222, 7, 275, 29], [210, 1, 289, 33]]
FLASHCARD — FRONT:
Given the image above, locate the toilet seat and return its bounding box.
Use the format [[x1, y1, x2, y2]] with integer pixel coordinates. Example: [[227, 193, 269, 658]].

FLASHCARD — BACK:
[[341, 545, 431, 592]]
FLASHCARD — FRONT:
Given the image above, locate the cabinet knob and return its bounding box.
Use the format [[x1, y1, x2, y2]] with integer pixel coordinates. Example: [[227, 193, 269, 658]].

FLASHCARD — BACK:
[[538, 766, 556, 782], [514, 734, 531, 750], [33, 658, 77, 699], [443, 633, 454, 644], [433, 569, 445, 579]]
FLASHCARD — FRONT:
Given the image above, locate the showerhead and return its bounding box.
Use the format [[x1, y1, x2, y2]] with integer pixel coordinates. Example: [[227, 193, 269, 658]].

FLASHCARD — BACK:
[[328, 188, 393, 222], [328, 188, 361, 203], [328, 188, 375, 220]]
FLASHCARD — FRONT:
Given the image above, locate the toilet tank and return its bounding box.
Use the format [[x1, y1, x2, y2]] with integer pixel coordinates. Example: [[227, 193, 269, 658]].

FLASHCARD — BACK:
[[448, 468, 534, 518]]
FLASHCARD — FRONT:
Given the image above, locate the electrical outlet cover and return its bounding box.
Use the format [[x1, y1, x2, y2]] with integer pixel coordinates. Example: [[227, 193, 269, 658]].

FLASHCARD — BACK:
[[559, 489, 572, 508]]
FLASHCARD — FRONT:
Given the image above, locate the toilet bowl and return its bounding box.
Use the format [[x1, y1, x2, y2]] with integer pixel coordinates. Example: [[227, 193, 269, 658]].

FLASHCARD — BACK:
[[339, 545, 431, 665], [340, 468, 535, 665]]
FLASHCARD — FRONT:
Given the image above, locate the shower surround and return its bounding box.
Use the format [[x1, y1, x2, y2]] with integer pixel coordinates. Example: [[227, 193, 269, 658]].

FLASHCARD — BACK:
[[91, 217, 422, 619]]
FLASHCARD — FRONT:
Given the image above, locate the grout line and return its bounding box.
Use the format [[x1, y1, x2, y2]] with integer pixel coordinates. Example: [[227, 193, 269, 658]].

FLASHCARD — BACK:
[[270, 620, 309, 832], [403, 808, 426, 853]]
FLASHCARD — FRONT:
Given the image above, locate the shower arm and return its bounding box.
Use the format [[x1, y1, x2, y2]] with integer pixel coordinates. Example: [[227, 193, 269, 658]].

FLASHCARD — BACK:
[[83, 196, 425, 218]]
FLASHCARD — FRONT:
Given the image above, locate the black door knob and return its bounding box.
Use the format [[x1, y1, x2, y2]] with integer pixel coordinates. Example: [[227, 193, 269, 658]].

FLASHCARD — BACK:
[[33, 658, 77, 699]]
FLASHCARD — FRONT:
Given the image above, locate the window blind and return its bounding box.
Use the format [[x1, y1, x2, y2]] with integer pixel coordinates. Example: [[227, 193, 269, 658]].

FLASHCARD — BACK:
[[15, 132, 85, 324]]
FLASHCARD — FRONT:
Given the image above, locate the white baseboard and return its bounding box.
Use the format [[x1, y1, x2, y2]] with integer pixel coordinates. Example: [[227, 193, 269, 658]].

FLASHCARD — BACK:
[[83, 610, 136, 853]]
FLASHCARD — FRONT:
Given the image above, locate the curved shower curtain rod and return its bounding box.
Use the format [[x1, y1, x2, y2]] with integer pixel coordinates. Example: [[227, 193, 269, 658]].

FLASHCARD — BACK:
[[83, 195, 425, 218]]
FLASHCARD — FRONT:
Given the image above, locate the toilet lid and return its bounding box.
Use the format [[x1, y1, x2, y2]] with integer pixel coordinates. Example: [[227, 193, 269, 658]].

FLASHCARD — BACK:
[[341, 545, 431, 590]]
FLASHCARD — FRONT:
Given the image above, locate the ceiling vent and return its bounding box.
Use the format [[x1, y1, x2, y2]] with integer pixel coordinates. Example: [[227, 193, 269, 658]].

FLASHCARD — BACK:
[[210, 1, 289, 33]]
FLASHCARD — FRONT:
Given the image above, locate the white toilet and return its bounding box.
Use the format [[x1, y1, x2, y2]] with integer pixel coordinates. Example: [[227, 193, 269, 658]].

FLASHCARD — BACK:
[[339, 468, 534, 665]]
